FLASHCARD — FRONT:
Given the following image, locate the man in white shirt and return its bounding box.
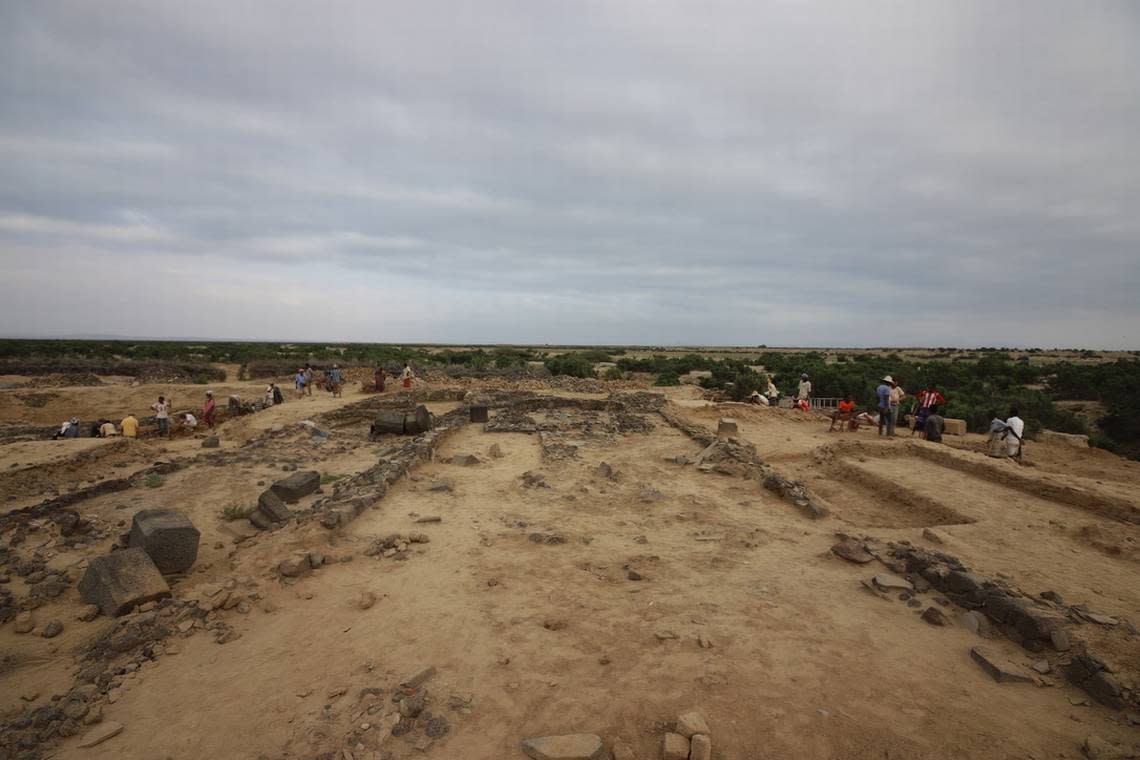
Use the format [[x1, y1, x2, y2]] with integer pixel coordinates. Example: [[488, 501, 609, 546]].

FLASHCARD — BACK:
[[152, 396, 172, 437]]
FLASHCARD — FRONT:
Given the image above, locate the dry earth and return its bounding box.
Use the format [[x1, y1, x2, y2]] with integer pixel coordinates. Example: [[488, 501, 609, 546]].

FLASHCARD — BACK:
[[0, 374, 1138, 760]]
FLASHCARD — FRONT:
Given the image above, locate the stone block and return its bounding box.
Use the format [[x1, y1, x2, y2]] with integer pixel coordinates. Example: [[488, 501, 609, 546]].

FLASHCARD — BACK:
[[1040, 430, 1089, 449], [690, 734, 712, 760], [676, 711, 710, 738], [128, 509, 200, 573], [78, 548, 170, 617], [249, 510, 273, 531], [270, 470, 320, 503], [521, 734, 606, 760], [258, 489, 292, 522], [943, 418, 967, 436], [201, 436, 220, 448], [470, 405, 488, 423], [662, 732, 689, 760], [716, 418, 738, 437]]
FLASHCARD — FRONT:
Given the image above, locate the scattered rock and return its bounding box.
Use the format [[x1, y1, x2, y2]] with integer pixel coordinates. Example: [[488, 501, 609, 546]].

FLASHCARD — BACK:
[[415, 515, 443, 523], [1083, 734, 1127, 760], [77, 721, 124, 748], [1032, 660, 1051, 674], [595, 462, 616, 480], [425, 714, 449, 738], [831, 538, 874, 564], [427, 479, 455, 492], [201, 436, 220, 448], [398, 691, 426, 718], [488, 443, 504, 458], [78, 547, 171, 616], [676, 711, 710, 738], [610, 739, 637, 760], [41, 620, 63, 638], [451, 453, 480, 466], [278, 556, 312, 578], [359, 591, 377, 610], [697, 633, 714, 649], [77, 604, 100, 622], [626, 569, 643, 581], [521, 733, 606, 760], [401, 666, 437, 689], [128, 508, 201, 573], [959, 610, 994, 638], [921, 528, 944, 544], [690, 734, 712, 760], [662, 732, 690, 760], [921, 607, 948, 626], [970, 646, 1033, 684], [13, 611, 35, 633], [257, 489, 292, 524]]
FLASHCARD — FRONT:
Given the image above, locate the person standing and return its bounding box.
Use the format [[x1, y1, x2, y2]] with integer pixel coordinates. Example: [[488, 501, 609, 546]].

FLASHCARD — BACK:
[[889, 379, 906, 437], [793, 373, 811, 403], [876, 375, 894, 436], [303, 365, 314, 396], [152, 396, 171, 437], [265, 384, 275, 407], [327, 364, 343, 397], [294, 368, 306, 398], [120, 413, 139, 439], [272, 383, 285, 406], [374, 366, 386, 393], [401, 363, 414, 390], [766, 376, 779, 407], [912, 383, 947, 437], [203, 390, 217, 428]]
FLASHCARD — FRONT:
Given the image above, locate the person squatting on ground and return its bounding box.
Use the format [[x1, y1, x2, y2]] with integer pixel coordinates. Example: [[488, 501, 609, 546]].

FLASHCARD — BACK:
[[748, 389, 769, 405], [924, 406, 946, 443], [829, 395, 857, 432]]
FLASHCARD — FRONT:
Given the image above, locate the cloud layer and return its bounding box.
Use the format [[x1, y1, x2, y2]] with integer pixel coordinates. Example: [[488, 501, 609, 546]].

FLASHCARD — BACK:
[[2, 1, 1138, 347]]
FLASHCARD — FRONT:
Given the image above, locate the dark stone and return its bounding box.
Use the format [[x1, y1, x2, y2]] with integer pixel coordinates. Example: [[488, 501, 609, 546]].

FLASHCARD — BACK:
[[42, 620, 63, 638], [78, 548, 170, 616], [945, 570, 987, 595], [470, 405, 488, 423], [201, 436, 220, 448], [921, 607, 948, 626], [425, 714, 449, 738], [249, 510, 273, 531], [1065, 651, 1126, 709], [970, 646, 1033, 684], [1040, 590, 1064, 605], [128, 509, 200, 573], [399, 691, 426, 718], [270, 471, 321, 503], [257, 490, 292, 522], [830, 538, 874, 564], [391, 717, 415, 737]]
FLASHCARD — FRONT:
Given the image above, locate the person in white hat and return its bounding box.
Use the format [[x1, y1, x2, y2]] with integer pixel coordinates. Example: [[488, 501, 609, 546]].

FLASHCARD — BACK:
[[876, 375, 895, 436]]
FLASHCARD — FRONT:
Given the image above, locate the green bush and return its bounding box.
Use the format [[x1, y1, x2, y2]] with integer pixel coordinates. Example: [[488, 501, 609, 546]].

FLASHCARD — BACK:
[[654, 371, 681, 386], [544, 353, 596, 378], [144, 474, 165, 488], [220, 504, 254, 521]]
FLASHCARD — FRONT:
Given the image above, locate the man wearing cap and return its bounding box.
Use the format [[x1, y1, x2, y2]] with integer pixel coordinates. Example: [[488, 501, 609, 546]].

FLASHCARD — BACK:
[[877, 375, 895, 436], [796, 373, 812, 408], [203, 390, 217, 428]]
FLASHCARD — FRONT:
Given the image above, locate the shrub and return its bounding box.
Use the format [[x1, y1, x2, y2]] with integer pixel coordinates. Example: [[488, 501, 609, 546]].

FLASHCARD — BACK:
[[654, 371, 681, 386], [320, 472, 344, 485], [220, 504, 254, 521], [144, 474, 165, 488], [544, 353, 595, 378]]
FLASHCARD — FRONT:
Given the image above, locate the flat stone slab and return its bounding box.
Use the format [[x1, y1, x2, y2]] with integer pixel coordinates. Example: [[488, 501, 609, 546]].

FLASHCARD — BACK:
[[676, 711, 710, 738], [270, 470, 320, 503], [128, 508, 200, 573], [831, 538, 874, 564], [78, 548, 170, 617], [970, 646, 1033, 684], [521, 734, 606, 760], [717, 418, 738, 436], [872, 573, 913, 592], [77, 721, 124, 748], [663, 732, 690, 760]]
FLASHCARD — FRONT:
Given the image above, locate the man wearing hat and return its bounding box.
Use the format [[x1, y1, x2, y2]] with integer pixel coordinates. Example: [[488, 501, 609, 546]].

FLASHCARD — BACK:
[[876, 375, 895, 436]]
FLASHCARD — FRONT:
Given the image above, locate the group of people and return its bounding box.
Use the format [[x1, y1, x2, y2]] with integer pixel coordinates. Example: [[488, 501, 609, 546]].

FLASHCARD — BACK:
[[55, 390, 217, 440], [281, 363, 416, 402], [746, 373, 807, 408]]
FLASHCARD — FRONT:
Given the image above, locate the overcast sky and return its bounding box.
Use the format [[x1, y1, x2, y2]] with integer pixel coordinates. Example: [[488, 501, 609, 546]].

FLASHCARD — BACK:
[[1, 2, 1138, 348]]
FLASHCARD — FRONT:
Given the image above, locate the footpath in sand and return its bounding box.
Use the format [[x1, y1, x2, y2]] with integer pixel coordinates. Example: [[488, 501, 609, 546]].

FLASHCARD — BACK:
[[0, 377, 1138, 760]]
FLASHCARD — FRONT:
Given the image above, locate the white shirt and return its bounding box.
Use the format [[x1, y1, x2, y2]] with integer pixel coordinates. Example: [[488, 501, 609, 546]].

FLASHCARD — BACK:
[[153, 401, 169, 419], [183, 413, 197, 428], [1006, 416, 1025, 456], [402, 367, 413, 380], [797, 380, 811, 400], [100, 422, 118, 437], [767, 381, 778, 398]]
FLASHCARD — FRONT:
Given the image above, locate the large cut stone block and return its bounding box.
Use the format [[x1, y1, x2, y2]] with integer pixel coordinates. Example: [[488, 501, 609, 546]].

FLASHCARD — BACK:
[[258, 489, 292, 522], [470, 405, 488, 423], [128, 509, 200, 573], [717, 418, 738, 437], [270, 470, 321, 503], [943, 418, 967, 436], [78, 548, 170, 616], [521, 734, 605, 760]]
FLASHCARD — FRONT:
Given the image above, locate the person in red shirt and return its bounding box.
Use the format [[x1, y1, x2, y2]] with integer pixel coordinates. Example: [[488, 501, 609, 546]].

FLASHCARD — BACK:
[[912, 384, 946, 437], [829, 395, 857, 432], [202, 390, 217, 428]]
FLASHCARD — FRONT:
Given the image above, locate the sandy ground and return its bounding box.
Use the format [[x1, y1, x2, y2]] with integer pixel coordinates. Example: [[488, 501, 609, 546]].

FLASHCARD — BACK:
[[1, 377, 1138, 760]]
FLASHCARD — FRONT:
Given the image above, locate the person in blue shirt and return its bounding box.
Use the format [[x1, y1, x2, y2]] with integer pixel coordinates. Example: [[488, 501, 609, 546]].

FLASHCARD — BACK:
[[876, 375, 895, 436], [326, 364, 344, 398]]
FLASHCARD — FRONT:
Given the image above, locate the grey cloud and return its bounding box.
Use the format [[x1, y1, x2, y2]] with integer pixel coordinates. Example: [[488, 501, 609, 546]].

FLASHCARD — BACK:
[[1, 1, 1138, 346]]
